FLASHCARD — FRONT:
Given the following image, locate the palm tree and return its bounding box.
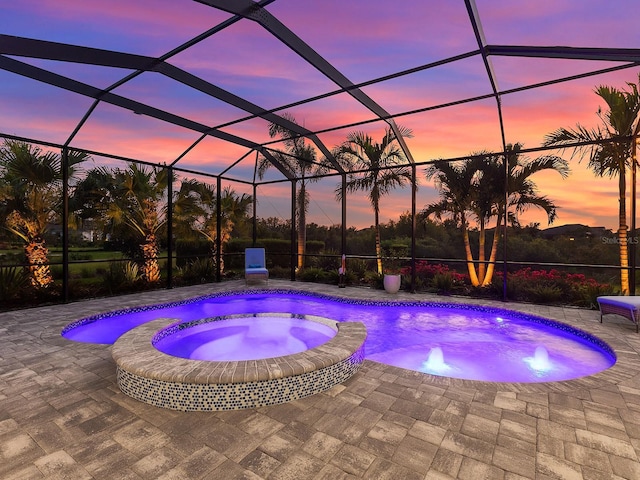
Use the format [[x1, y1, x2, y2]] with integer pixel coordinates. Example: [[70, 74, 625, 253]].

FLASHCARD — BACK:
[[544, 74, 640, 294], [481, 144, 570, 285], [74, 163, 167, 283], [111, 164, 168, 283], [423, 156, 485, 285], [217, 187, 253, 269], [423, 144, 569, 286], [335, 126, 413, 274], [173, 180, 252, 272], [0, 140, 88, 288], [258, 113, 321, 270]]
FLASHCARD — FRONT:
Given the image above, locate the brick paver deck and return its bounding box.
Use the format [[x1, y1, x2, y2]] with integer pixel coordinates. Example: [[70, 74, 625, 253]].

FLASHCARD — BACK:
[[1, 280, 639, 479]]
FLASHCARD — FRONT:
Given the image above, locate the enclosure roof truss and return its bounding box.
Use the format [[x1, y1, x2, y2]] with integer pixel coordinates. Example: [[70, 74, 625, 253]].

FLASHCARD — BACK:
[[0, 0, 639, 182]]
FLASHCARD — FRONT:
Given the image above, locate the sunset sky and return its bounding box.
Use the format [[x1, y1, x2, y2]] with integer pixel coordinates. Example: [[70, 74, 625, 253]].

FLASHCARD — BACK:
[[1, 0, 639, 231]]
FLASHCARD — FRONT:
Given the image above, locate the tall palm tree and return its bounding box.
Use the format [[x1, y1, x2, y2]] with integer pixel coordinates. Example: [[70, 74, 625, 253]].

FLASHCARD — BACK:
[[258, 113, 321, 270], [544, 74, 640, 294], [171, 178, 211, 243], [423, 144, 569, 286], [111, 164, 168, 283], [217, 187, 253, 268], [74, 163, 167, 283], [481, 144, 569, 285], [335, 126, 413, 274], [423, 156, 485, 285], [0, 140, 88, 288]]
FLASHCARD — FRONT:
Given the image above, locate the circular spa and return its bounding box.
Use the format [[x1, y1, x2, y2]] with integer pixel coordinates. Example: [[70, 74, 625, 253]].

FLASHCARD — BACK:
[[154, 314, 338, 361], [63, 290, 616, 409], [111, 314, 366, 411]]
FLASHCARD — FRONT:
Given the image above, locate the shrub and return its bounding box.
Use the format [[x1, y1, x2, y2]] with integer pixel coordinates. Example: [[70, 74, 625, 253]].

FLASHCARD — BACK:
[[345, 258, 369, 282], [365, 271, 384, 289], [525, 284, 564, 303], [66, 278, 105, 301], [50, 265, 63, 280], [408, 261, 468, 292], [432, 272, 455, 294], [0, 266, 30, 304], [305, 240, 325, 254], [306, 250, 341, 271], [269, 265, 291, 279], [177, 257, 215, 284], [493, 268, 613, 306], [298, 267, 329, 283], [80, 267, 93, 279], [335, 269, 357, 286], [574, 280, 614, 309], [122, 262, 141, 284], [175, 239, 210, 267], [103, 261, 141, 293], [491, 272, 527, 300]]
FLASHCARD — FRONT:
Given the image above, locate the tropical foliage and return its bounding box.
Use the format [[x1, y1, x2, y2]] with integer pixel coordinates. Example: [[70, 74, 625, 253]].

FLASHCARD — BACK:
[[73, 163, 168, 283], [423, 144, 569, 286], [173, 180, 251, 272], [334, 126, 414, 274], [492, 267, 613, 307], [402, 261, 468, 293], [258, 113, 321, 270], [0, 140, 88, 288], [544, 73, 640, 294]]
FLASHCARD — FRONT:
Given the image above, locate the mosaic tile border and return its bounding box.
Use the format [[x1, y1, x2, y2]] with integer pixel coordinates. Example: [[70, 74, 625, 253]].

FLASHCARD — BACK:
[[64, 288, 614, 360], [112, 318, 366, 411]]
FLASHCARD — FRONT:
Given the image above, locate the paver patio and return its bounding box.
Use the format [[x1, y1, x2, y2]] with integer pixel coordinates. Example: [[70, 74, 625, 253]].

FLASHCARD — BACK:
[[1, 280, 639, 479]]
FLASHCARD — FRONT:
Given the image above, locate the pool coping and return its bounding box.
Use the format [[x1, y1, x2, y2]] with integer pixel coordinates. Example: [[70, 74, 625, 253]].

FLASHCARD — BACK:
[[111, 318, 367, 410]]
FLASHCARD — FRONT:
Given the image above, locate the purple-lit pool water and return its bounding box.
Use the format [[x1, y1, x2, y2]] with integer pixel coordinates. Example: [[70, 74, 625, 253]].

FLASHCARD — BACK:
[[62, 290, 616, 383], [153, 315, 337, 361]]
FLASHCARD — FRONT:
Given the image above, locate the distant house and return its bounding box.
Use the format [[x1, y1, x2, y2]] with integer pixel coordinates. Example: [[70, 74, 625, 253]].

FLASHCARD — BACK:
[[541, 224, 611, 240], [46, 221, 98, 243]]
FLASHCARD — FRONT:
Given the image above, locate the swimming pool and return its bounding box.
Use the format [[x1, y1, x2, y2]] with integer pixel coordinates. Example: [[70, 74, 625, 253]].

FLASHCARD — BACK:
[[62, 289, 616, 383]]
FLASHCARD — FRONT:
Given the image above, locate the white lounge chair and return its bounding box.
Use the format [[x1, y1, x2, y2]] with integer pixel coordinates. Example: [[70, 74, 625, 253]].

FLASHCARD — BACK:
[[597, 296, 640, 332], [245, 248, 269, 285]]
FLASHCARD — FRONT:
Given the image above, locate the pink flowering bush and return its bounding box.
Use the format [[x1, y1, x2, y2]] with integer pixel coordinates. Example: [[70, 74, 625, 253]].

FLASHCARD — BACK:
[[492, 267, 613, 307], [403, 261, 469, 293]]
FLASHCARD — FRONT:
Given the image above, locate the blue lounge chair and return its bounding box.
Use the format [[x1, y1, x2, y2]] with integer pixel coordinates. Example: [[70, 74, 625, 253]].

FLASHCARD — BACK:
[[245, 248, 269, 285]]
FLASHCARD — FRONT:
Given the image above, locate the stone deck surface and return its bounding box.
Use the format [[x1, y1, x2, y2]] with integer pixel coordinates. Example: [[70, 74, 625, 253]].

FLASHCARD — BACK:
[[1, 280, 640, 479]]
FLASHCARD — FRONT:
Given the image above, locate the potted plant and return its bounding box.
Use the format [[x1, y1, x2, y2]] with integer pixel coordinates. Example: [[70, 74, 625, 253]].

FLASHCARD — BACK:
[[382, 244, 406, 294]]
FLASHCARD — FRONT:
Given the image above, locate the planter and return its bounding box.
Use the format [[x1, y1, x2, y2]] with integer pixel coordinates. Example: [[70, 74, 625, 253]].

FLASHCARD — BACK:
[[383, 274, 401, 294]]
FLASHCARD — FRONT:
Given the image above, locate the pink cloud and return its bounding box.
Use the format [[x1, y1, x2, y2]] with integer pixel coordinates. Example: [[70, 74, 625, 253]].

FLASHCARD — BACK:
[[4, 0, 639, 232]]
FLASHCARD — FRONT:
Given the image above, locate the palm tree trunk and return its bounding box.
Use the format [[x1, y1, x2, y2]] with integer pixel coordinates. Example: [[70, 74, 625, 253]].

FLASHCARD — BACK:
[[25, 236, 53, 288], [374, 203, 383, 274], [478, 218, 486, 284], [139, 198, 160, 283], [619, 166, 630, 294], [482, 212, 503, 287], [141, 234, 160, 283], [6, 212, 53, 289], [297, 184, 306, 270], [462, 215, 480, 286], [219, 222, 233, 273], [619, 226, 629, 295]]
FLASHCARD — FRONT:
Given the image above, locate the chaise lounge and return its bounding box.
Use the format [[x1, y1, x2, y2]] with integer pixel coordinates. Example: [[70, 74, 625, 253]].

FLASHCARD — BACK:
[[596, 296, 640, 332], [245, 247, 269, 285]]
